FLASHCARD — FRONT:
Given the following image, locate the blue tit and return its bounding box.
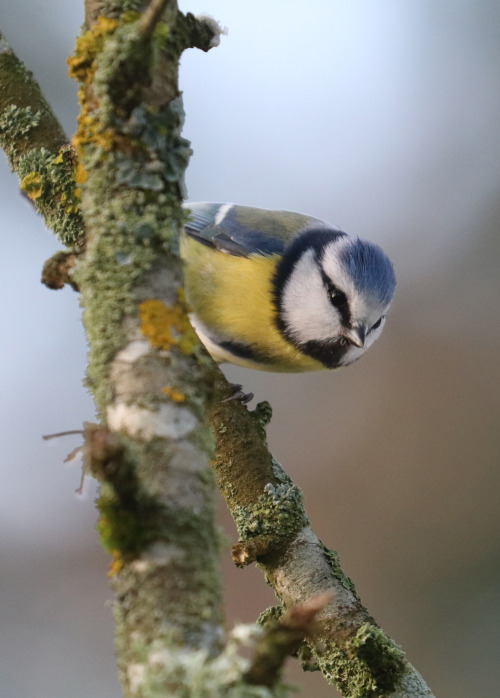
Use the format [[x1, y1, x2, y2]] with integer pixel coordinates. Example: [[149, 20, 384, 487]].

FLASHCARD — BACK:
[[180, 202, 396, 372]]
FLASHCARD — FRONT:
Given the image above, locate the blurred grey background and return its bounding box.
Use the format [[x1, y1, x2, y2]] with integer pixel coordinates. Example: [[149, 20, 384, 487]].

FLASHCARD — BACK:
[[1, 1, 499, 696]]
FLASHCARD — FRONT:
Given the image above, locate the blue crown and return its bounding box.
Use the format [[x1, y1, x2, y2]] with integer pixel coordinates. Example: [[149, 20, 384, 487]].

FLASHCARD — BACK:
[[340, 238, 396, 306]]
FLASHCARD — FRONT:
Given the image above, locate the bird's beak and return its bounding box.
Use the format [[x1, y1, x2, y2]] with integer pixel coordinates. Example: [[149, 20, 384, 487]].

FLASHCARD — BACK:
[[344, 326, 366, 348]]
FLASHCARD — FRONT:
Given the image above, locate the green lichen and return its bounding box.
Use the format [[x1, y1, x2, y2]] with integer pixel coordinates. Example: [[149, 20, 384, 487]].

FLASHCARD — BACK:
[[16, 145, 84, 247], [349, 624, 406, 692], [317, 642, 376, 698], [0, 104, 41, 156], [96, 443, 169, 557], [316, 626, 406, 698], [0, 40, 83, 249], [296, 643, 319, 673], [323, 548, 360, 599], [233, 481, 308, 541], [0, 105, 83, 247], [75, 190, 185, 411], [92, 21, 154, 117], [257, 605, 284, 628], [96, 436, 220, 560]]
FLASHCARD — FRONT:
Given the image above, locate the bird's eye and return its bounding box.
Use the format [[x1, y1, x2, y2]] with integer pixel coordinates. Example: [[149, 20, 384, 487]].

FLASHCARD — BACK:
[[371, 316, 384, 332], [328, 286, 348, 309]]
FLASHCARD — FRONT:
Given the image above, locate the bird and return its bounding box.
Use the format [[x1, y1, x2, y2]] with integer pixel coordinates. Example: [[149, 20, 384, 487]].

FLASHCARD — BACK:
[[180, 202, 396, 374]]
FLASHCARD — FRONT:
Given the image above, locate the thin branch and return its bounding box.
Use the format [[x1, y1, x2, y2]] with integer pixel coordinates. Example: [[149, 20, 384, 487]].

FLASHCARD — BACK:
[[0, 31, 85, 250], [209, 377, 435, 697], [42, 430, 86, 440], [245, 593, 334, 688]]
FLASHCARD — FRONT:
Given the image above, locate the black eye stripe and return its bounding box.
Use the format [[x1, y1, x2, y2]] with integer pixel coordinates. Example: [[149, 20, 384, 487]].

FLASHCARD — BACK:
[[319, 266, 351, 326]]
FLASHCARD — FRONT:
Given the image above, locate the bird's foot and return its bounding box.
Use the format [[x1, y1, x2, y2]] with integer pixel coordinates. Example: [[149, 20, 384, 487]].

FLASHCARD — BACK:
[[222, 383, 254, 405]]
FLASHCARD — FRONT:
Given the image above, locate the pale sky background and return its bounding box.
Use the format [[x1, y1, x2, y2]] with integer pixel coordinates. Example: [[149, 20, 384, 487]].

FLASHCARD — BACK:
[[1, 2, 500, 696]]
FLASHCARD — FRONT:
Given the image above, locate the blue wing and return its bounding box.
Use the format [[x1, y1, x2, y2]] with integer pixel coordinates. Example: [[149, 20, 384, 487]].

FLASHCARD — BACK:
[[183, 202, 322, 258]]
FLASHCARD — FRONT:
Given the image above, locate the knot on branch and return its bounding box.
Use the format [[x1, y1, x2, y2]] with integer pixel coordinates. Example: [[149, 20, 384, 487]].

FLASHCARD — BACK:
[[249, 400, 273, 442], [232, 536, 275, 568], [41, 250, 79, 290], [183, 12, 227, 51]]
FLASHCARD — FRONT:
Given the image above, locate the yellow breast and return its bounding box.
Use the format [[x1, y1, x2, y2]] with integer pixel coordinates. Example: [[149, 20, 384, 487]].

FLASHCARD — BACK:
[[180, 234, 324, 372]]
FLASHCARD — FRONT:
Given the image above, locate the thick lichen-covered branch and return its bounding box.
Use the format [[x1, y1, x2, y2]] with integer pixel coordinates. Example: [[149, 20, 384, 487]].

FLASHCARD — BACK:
[[0, 32, 85, 249], [69, 1, 263, 696]]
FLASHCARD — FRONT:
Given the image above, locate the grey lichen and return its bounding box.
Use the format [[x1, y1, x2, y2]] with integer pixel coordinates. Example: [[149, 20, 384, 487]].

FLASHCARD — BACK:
[[114, 100, 192, 196], [257, 605, 284, 628], [119, 629, 292, 698], [233, 481, 308, 541], [0, 104, 41, 157]]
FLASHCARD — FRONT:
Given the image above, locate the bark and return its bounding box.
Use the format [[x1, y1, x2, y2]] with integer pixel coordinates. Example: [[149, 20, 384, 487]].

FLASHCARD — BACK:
[[209, 379, 434, 697], [70, 2, 230, 694], [0, 31, 84, 249]]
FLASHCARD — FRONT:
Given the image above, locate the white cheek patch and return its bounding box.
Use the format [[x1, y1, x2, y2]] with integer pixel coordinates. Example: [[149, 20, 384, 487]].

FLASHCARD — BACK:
[[281, 249, 342, 343], [320, 239, 357, 301]]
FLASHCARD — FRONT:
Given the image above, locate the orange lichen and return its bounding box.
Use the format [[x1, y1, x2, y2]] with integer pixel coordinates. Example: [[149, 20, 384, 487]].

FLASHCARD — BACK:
[[60, 191, 80, 214], [67, 16, 119, 84], [162, 386, 186, 402], [68, 16, 123, 163], [75, 160, 89, 185], [20, 171, 43, 200], [139, 298, 198, 355], [108, 550, 124, 577]]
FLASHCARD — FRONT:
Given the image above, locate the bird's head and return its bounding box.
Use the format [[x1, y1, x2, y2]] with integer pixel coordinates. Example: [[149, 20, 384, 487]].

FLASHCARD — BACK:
[[274, 229, 396, 368]]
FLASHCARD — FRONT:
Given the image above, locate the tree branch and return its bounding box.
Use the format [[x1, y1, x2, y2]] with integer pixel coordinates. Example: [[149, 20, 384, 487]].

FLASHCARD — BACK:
[[209, 377, 435, 697], [66, 1, 236, 695], [0, 31, 85, 250]]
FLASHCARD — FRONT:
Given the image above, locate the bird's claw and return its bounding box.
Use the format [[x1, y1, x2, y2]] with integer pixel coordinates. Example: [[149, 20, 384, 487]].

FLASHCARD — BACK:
[[222, 383, 254, 405]]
